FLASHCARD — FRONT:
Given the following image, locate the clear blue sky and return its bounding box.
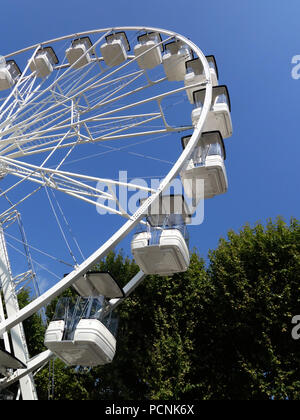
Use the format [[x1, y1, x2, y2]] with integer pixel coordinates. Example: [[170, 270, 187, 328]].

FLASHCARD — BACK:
[[0, 0, 299, 289]]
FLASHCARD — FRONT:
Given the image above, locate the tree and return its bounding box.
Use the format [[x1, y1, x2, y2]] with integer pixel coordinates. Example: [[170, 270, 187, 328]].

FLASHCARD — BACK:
[[200, 217, 300, 399], [9, 217, 300, 400], [89, 251, 210, 400], [18, 289, 46, 358]]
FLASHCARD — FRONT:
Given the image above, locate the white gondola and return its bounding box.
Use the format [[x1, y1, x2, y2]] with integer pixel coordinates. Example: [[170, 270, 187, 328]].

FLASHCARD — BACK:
[[191, 85, 233, 139], [73, 271, 125, 298], [0, 344, 26, 377], [0, 58, 21, 91], [100, 32, 130, 67], [162, 41, 193, 81], [134, 32, 163, 70], [65, 37, 93, 69], [180, 131, 228, 203], [44, 292, 120, 367], [185, 56, 219, 104], [131, 195, 191, 276], [29, 46, 59, 78]]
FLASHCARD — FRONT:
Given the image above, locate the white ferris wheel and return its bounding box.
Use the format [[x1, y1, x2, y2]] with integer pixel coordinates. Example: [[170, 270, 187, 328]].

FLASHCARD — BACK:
[[0, 26, 232, 400]]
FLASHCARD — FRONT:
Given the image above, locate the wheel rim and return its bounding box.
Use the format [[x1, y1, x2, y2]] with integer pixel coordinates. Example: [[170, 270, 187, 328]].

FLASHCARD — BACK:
[[0, 26, 213, 388]]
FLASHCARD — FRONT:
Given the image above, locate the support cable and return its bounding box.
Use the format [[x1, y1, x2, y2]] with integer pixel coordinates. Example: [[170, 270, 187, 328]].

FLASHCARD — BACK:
[[49, 185, 85, 262], [44, 186, 78, 267], [4, 231, 73, 268]]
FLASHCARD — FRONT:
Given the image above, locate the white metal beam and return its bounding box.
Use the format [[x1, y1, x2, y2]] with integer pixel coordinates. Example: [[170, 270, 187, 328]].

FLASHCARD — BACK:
[[0, 350, 53, 390], [0, 225, 38, 400]]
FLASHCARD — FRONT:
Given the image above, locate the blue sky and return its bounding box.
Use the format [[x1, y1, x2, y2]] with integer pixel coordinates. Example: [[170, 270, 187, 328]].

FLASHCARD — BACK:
[[0, 0, 299, 289]]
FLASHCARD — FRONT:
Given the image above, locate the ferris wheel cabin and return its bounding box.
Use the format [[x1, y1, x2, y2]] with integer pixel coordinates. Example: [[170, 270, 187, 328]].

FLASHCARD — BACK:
[[65, 37, 94, 69], [131, 195, 191, 276], [29, 47, 59, 78], [72, 271, 125, 299], [191, 85, 232, 139], [0, 58, 21, 91], [185, 56, 219, 104], [180, 131, 228, 204], [0, 343, 27, 378], [44, 273, 123, 367], [134, 32, 163, 70], [100, 32, 130, 67], [162, 40, 193, 81]]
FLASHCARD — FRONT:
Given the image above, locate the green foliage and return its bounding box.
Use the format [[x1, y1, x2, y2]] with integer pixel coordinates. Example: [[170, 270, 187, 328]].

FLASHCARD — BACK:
[[14, 217, 300, 400], [89, 251, 210, 400], [205, 217, 300, 399], [18, 289, 46, 357], [36, 359, 92, 400]]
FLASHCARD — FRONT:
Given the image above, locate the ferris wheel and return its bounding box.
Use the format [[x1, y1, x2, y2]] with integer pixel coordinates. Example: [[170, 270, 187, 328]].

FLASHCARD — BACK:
[[0, 26, 232, 400]]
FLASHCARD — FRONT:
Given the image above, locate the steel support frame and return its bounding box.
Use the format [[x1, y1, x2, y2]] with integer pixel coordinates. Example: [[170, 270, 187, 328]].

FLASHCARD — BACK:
[[0, 225, 37, 399]]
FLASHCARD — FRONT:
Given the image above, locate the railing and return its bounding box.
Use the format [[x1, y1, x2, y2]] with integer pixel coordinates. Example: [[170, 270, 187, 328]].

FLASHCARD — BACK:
[[135, 214, 190, 247], [52, 296, 119, 340]]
